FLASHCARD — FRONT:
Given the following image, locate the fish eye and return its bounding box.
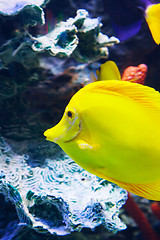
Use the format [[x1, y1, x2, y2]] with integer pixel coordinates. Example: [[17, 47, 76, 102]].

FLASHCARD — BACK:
[[67, 110, 74, 118]]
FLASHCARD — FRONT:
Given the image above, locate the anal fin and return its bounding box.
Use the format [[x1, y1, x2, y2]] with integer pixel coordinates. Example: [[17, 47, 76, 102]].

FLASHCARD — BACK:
[[94, 170, 160, 200], [113, 178, 160, 201]]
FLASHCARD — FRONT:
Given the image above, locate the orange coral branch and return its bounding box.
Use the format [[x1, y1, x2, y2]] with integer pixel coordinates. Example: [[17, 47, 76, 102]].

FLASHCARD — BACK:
[[122, 64, 148, 84]]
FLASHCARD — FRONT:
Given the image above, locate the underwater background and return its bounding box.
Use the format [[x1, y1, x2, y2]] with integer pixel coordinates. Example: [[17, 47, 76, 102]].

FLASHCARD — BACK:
[[0, 0, 160, 239]]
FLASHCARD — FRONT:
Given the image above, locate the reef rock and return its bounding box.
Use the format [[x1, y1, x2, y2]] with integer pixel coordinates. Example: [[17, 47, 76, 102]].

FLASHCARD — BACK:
[[0, 137, 127, 238]]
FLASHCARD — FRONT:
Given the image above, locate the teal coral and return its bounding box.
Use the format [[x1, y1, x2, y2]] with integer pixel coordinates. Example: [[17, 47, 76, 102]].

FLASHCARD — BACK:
[[0, 9, 119, 68], [0, 1, 47, 27], [32, 9, 119, 61], [0, 137, 127, 236], [0, 0, 49, 16]]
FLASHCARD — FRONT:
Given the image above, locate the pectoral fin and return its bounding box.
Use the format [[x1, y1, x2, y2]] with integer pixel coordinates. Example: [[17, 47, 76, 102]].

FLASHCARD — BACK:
[[76, 139, 93, 150], [76, 139, 100, 150]]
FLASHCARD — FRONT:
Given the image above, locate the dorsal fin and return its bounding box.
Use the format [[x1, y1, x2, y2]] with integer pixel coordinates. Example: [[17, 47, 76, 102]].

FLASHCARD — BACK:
[[83, 80, 160, 112], [97, 61, 121, 81]]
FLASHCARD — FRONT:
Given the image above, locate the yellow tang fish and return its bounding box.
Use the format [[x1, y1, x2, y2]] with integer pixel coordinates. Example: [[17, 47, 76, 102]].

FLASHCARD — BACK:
[[44, 61, 160, 200]]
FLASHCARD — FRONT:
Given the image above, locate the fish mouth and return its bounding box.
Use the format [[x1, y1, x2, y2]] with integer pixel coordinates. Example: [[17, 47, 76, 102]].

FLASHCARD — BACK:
[[43, 129, 54, 142]]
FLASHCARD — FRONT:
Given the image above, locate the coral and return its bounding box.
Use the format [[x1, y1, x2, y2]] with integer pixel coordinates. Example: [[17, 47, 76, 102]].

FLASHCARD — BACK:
[[0, 137, 127, 238], [0, 0, 49, 26], [0, 0, 48, 15], [0, 0, 49, 16], [0, 33, 40, 68], [0, 9, 119, 69], [32, 9, 119, 61], [32, 19, 78, 58], [71, 9, 120, 62], [121, 64, 148, 84]]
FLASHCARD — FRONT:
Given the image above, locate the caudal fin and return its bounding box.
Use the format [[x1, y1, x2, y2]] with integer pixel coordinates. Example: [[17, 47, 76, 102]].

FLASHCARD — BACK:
[[145, 3, 160, 45]]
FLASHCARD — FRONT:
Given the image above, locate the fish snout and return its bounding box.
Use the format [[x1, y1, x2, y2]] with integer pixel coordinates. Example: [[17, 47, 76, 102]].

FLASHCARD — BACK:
[[43, 128, 56, 142], [44, 122, 64, 143]]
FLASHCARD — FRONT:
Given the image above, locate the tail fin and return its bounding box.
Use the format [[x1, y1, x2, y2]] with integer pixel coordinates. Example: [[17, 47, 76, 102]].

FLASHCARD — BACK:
[[145, 3, 160, 45]]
